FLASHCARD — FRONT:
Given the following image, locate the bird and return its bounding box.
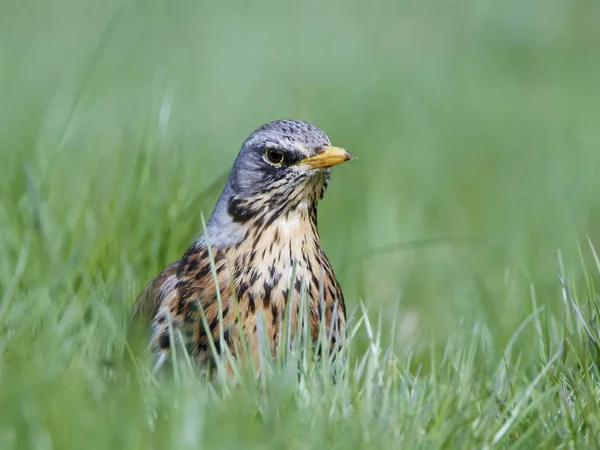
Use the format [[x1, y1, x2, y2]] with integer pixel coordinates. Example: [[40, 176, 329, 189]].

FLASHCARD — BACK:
[[129, 119, 354, 374]]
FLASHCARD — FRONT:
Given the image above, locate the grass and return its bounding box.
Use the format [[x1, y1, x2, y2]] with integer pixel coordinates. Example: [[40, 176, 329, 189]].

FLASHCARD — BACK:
[[2, 0, 600, 447]]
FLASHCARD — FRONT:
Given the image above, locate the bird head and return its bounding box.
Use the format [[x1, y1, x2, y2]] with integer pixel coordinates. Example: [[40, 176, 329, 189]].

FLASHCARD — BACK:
[[205, 120, 354, 246], [229, 120, 353, 200]]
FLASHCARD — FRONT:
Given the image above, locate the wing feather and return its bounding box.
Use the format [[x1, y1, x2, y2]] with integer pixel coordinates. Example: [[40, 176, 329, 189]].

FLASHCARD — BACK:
[[128, 261, 180, 356]]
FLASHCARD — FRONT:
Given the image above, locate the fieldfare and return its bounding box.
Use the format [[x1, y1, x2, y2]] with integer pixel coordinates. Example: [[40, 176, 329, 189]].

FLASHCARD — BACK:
[[130, 120, 354, 372]]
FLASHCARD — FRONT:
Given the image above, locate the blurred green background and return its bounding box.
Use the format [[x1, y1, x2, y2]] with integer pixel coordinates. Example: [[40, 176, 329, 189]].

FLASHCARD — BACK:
[[1, 0, 600, 446]]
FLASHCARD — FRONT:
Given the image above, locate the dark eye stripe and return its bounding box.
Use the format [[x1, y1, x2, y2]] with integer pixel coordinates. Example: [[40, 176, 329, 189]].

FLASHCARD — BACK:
[[282, 152, 304, 166]]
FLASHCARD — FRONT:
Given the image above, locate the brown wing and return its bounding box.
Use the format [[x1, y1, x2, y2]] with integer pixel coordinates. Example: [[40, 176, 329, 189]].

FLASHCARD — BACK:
[[128, 245, 238, 371], [127, 261, 180, 358], [131, 261, 180, 321]]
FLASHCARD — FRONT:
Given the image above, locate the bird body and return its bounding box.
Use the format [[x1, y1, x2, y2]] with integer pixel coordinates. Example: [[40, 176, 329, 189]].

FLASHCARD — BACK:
[[131, 120, 353, 372]]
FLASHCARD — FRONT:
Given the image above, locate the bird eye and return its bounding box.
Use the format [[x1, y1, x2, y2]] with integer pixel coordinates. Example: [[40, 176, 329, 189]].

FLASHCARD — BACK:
[[265, 148, 285, 166]]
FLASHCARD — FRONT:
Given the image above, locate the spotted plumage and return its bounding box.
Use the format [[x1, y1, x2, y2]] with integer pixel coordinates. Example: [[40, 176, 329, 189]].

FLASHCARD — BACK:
[[130, 120, 354, 372]]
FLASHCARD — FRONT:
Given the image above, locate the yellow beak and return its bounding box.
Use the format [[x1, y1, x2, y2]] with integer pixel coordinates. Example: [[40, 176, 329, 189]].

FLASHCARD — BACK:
[[299, 145, 355, 169]]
